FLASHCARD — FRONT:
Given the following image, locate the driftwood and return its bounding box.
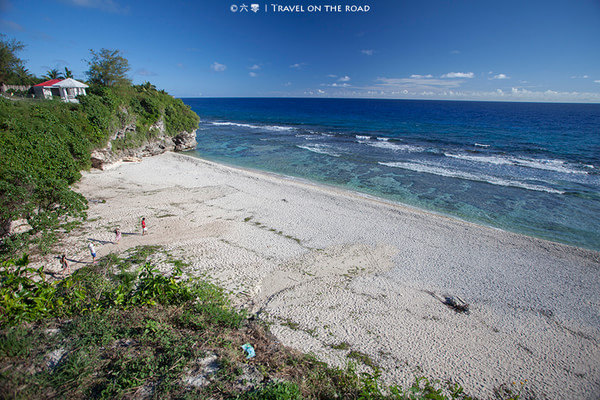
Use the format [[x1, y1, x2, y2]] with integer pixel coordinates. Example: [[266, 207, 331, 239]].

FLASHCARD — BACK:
[[444, 295, 470, 313]]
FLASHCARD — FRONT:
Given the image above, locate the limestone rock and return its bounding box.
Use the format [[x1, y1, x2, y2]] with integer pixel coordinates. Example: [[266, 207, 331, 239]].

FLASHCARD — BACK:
[[89, 107, 198, 170], [45, 348, 67, 369], [182, 352, 220, 388], [235, 364, 264, 391], [90, 149, 113, 170], [173, 130, 197, 152], [149, 119, 165, 135], [9, 219, 32, 235], [122, 156, 142, 163]]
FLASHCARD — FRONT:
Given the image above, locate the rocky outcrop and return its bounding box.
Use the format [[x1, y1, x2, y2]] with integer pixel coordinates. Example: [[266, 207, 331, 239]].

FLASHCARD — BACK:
[[90, 129, 197, 170], [173, 130, 197, 151], [0, 218, 33, 237], [89, 108, 199, 170]]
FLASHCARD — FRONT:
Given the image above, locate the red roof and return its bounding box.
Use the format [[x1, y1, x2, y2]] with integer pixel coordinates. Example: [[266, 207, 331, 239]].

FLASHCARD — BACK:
[[34, 79, 63, 87]]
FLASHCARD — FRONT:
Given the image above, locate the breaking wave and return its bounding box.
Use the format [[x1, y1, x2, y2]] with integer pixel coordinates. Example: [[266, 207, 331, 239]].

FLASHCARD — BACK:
[[361, 140, 424, 152], [379, 161, 564, 194], [444, 153, 589, 175], [296, 144, 341, 157], [208, 121, 295, 132]]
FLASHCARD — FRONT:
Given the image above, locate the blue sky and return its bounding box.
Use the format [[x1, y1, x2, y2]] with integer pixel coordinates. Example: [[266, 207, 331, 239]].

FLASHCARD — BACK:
[[2, 0, 600, 102]]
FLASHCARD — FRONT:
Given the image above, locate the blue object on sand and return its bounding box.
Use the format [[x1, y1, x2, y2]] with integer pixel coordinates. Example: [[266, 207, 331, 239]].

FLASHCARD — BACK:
[[241, 343, 255, 359]]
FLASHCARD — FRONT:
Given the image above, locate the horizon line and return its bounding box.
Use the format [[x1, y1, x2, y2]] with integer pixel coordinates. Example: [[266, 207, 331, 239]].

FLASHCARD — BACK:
[[176, 95, 600, 105]]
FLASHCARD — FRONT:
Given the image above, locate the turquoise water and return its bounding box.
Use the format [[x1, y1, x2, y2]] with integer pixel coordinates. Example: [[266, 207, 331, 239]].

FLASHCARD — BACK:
[[182, 98, 600, 251]]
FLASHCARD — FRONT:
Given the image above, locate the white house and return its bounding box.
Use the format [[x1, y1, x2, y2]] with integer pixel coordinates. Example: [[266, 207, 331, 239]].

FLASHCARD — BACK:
[[33, 78, 89, 103]]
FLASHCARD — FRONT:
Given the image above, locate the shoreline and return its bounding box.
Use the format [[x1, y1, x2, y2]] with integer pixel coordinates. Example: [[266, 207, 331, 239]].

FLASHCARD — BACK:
[[38, 151, 599, 399], [184, 152, 598, 254]]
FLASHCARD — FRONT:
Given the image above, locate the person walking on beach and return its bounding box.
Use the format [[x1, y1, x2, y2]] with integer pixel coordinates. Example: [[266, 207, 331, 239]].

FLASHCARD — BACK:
[[60, 254, 69, 274], [141, 217, 147, 236], [114, 228, 121, 244], [88, 242, 97, 263]]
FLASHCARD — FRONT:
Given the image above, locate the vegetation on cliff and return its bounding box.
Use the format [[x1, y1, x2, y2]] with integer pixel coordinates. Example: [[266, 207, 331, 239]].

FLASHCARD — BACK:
[[0, 41, 200, 258]]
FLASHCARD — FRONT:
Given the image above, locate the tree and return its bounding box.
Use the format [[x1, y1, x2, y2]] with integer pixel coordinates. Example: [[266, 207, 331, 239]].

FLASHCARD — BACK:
[[0, 34, 27, 84], [12, 65, 37, 85], [43, 68, 64, 80], [85, 48, 131, 87], [64, 67, 73, 78], [139, 81, 157, 91]]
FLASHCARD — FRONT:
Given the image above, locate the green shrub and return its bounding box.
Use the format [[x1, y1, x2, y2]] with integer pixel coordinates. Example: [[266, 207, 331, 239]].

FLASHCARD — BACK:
[[0, 249, 243, 328], [241, 381, 302, 400]]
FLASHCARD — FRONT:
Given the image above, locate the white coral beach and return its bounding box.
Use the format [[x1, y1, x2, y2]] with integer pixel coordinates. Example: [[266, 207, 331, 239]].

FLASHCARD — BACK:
[[40, 152, 599, 399]]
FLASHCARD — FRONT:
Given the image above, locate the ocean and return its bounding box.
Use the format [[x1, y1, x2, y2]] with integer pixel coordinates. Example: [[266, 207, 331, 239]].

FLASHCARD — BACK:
[[182, 98, 600, 251]]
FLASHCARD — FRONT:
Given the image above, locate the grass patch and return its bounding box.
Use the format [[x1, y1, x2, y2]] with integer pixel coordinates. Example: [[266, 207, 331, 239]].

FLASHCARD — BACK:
[[347, 350, 378, 370], [243, 217, 303, 245], [281, 319, 300, 331], [330, 341, 351, 351], [156, 213, 177, 219]]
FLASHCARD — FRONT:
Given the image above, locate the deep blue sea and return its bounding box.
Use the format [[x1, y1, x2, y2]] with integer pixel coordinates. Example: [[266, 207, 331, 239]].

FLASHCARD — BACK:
[[182, 98, 600, 251]]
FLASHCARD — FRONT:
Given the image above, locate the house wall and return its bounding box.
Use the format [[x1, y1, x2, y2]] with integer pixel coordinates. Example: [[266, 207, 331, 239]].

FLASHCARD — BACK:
[[33, 85, 87, 101], [1, 84, 31, 93]]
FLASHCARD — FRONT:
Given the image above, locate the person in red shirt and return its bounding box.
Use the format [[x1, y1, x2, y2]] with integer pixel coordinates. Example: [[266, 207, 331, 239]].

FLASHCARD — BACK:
[[142, 218, 147, 236]]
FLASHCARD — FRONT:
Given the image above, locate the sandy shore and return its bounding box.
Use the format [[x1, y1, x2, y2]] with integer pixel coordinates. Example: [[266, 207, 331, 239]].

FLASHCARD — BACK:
[[37, 152, 599, 399]]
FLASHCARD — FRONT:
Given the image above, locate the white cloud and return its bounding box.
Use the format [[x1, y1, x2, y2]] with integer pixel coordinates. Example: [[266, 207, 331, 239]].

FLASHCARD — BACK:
[[511, 87, 530, 94], [327, 74, 337, 78], [135, 68, 157, 77], [284, 82, 292, 86], [571, 75, 589, 79], [441, 72, 474, 78], [323, 82, 350, 87], [290, 63, 306, 69], [338, 76, 351, 82], [361, 49, 374, 56], [375, 77, 463, 90], [211, 62, 226, 72], [410, 74, 433, 79], [297, 80, 600, 102], [249, 72, 257, 77], [249, 64, 261, 70], [61, 0, 128, 13], [491, 73, 509, 80], [0, 19, 24, 31], [594, 80, 600, 84]]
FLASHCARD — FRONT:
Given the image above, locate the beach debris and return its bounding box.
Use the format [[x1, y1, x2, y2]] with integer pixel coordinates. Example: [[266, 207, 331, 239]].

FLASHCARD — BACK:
[[444, 295, 470, 313], [122, 156, 142, 163], [45, 348, 67, 369], [241, 343, 256, 359]]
